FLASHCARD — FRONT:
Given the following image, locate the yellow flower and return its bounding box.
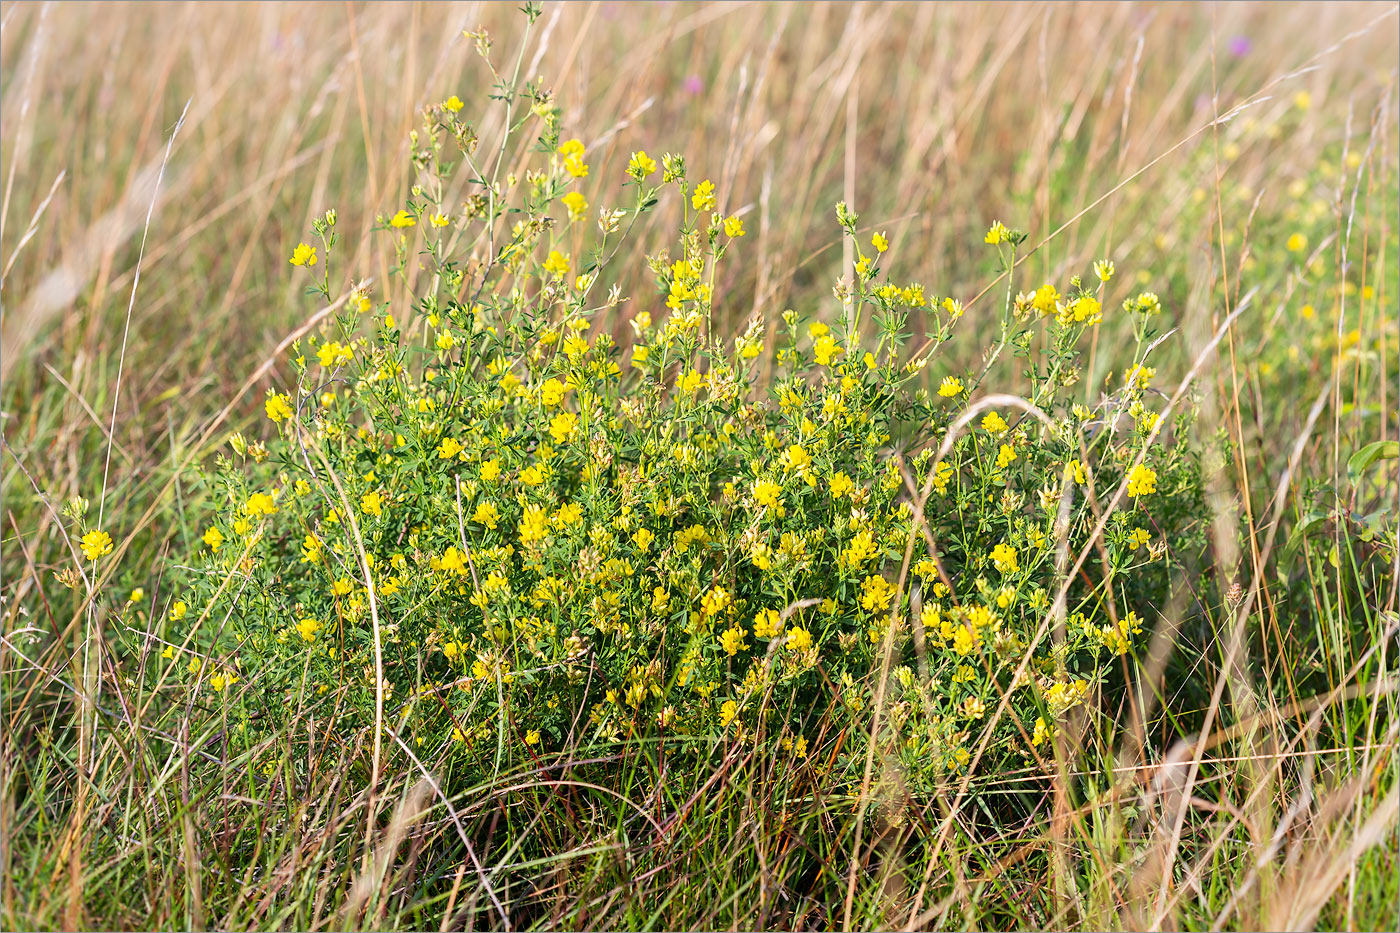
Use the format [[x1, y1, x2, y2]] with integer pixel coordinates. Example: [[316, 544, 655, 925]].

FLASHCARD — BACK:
[[520, 464, 546, 486], [170, 600, 188, 621], [316, 341, 352, 368], [296, 617, 321, 642], [1032, 716, 1054, 747], [543, 250, 570, 277], [1094, 260, 1115, 282], [1059, 294, 1102, 325], [839, 530, 879, 569], [1126, 463, 1158, 498], [783, 444, 811, 473], [480, 458, 501, 482], [952, 624, 980, 656], [289, 242, 318, 266], [859, 574, 895, 612], [753, 608, 782, 639], [561, 191, 588, 221], [785, 625, 813, 652], [984, 221, 1008, 244], [361, 492, 383, 517], [872, 231, 888, 253], [723, 215, 745, 238], [518, 504, 549, 544], [1124, 365, 1156, 390], [440, 547, 467, 575], [1046, 679, 1088, 715], [1286, 232, 1307, 253], [430, 213, 450, 227], [1127, 527, 1153, 551], [752, 478, 783, 509], [390, 209, 416, 228], [442, 94, 464, 113], [691, 179, 716, 211], [265, 392, 294, 424], [559, 139, 590, 178], [525, 729, 541, 746], [995, 443, 1017, 469], [829, 472, 855, 499], [678, 369, 705, 395], [436, 332, 455, 350], [549, 411, 578, 444], [632, 528, 655, 552], [813, 334, 842, 366], [539, 378, 566, 407], [935, 459, 957, 493], [981, 411, 1009, 436], [1130, 291, 1162, 316], [563, 334, 590, 360], [701, 585, 731, 618], [938, 376, 963, 398], [990, 542, 1019, 574], [627, 150, 657, 179], [1032, 284, 1059, 315], [80, 529, 113, 561], [719, 699, 740, 727], [437, 436, 465, 459], [202, 526, 224, 550], [472, 501, 500, 530], [942, 296, 965, 318], [719, 624, 747, 657], [244, 492, 277, 517]]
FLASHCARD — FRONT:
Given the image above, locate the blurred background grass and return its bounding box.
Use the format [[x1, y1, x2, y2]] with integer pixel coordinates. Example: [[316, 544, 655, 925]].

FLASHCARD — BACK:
[[3, 1, 1394, 396], [1, 2, 1397, 929]]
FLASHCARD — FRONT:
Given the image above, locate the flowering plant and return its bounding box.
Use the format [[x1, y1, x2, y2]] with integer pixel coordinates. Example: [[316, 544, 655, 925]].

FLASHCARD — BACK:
[[139, 16, 1205, 799]]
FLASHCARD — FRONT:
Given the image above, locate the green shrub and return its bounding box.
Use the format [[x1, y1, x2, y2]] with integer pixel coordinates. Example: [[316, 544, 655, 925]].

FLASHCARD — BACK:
[[87, 17, 1206, 803]]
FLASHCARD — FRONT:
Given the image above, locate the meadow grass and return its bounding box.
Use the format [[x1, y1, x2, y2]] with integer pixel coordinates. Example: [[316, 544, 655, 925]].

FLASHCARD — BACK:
[[1, 2, 1397, 930]]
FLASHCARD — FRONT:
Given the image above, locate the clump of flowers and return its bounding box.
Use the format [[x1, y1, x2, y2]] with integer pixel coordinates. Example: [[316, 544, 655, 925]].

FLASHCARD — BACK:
[[142, 16, 1204, 798]]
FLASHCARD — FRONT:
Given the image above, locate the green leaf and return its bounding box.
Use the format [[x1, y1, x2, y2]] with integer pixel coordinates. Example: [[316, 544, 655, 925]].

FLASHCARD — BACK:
[[1280, 509, 1331, 568], [1347, 440, 1399, 484]]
